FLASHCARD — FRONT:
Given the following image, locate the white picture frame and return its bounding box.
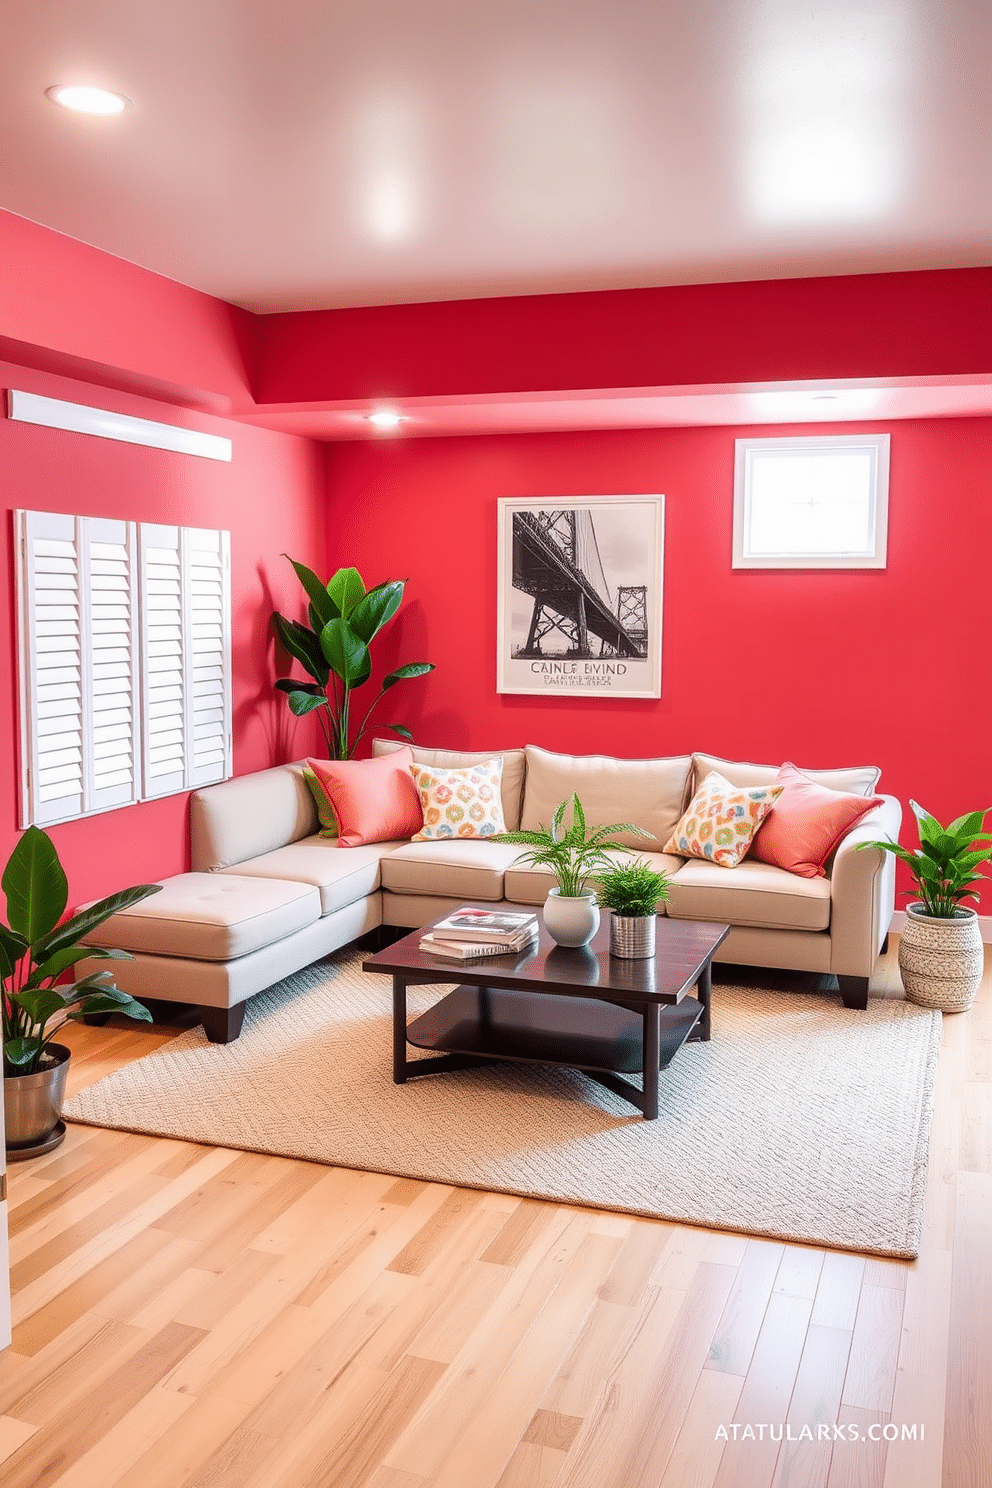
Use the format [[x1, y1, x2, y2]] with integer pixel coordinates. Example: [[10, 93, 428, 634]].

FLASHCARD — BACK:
[[496, 496, 664, 699]]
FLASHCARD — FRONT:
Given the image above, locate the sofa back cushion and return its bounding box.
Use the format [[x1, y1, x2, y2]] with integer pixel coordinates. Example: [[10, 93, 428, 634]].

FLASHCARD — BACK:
[[191, 762, 318, 871], [520, 745, 693, 851], [373, 739, 526, 830], [691, 752, 881, 798]]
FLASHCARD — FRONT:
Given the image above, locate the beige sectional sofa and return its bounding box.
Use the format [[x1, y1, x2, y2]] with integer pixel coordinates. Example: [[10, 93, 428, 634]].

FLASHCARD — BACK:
[[82, 742, 902, 1041]]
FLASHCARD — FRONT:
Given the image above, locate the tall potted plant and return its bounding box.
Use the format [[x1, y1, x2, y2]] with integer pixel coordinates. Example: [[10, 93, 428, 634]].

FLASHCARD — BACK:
[[2, 827, 160, 1155], [860, 801, 991, 1011], [495, 795, 651, 947], [272, 558, 434, 759]]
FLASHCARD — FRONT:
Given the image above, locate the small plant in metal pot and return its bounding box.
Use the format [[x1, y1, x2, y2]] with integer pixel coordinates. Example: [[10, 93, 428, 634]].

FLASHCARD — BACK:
[[596, 857, 671, 959], [495, 794, 651, 948], [859, 801, 992, 1011], [2, 827, 161, 1154]]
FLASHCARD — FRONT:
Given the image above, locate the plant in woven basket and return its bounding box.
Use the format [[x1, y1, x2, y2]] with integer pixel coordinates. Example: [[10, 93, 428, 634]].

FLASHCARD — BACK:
[[494, 794, 652, 897], [859, 801, 992, 918], [596, 858, 671, 917]]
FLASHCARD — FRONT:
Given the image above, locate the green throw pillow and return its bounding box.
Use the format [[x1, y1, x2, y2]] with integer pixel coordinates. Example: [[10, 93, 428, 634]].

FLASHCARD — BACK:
[[302, 764, 338, 838]]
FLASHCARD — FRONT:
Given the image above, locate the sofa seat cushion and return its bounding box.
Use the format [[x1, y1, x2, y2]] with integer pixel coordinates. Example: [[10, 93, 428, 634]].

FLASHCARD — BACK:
[[379, 841, 525, 901], [504, 851, 685, 910], [666, 859, 832, 932], [520, 745, 693, 851], [219, 836, 405, 915], [82, 873, 321, 961]]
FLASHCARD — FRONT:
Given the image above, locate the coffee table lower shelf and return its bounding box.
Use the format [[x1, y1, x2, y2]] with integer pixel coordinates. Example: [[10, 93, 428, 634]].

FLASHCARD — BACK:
[[401, 984, 703, 1119]]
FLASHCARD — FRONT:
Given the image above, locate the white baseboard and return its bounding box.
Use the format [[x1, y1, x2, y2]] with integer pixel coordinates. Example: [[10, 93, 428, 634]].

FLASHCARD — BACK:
[[890, 909, 992, 944]]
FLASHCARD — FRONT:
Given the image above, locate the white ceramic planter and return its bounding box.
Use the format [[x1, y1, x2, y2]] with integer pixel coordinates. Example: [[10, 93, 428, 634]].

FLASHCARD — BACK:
[[898, 904, 983, 1012], [543, 888, 600, 948]]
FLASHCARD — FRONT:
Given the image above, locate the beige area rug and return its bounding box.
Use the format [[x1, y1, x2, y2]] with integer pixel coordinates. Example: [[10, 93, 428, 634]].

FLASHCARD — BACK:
[[64, 948, 941, 1258]]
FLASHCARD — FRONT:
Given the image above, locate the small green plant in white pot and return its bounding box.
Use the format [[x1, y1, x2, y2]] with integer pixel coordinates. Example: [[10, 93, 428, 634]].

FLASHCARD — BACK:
[[860, 801, 991, 1011], [596, 858, 671, 959], [495, 794, 651, 948]]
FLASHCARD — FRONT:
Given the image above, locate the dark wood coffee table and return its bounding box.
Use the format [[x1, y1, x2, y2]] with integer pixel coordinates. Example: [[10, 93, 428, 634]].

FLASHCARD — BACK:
[[362, 909, 729, 1120]]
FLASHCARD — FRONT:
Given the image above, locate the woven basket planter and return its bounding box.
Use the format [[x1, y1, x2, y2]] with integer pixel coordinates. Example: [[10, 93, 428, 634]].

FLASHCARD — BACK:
[[898, 904, 984, 1012]]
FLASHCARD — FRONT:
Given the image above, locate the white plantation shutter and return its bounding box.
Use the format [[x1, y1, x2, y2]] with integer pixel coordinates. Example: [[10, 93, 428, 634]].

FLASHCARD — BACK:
[[185, 527, 231, 788], [17, 510, 230, 825], [86, 520, 140, 812], [139, 525, 186, 798], [139, 523, 231, 798], [17, 511, 85, 825], [16, 511, 140, 827]]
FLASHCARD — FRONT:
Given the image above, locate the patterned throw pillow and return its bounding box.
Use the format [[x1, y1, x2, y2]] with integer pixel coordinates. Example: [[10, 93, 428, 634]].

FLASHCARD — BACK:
[[663, 770, 783, 868], [410, 758, 507, 841]]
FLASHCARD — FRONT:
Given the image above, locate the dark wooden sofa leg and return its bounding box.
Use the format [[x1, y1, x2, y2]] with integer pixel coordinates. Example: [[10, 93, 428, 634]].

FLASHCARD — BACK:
[[201, 1003, 246, 1044], [838, 976, 869, 1011]]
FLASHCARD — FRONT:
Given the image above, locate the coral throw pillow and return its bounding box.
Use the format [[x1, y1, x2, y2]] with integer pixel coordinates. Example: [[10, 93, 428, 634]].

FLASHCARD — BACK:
[[664, 771, 783, 868], [750, 761, 884, 878], [410, 758, 507, 841], [306, 748, 423, 847]]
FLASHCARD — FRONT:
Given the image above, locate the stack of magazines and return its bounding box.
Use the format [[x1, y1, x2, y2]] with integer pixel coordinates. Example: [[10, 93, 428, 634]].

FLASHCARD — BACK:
[[419, 907, 540, 961]]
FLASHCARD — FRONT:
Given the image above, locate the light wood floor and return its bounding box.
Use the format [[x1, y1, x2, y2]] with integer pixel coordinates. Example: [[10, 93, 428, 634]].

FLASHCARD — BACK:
[[2, 938, 989, 1488]]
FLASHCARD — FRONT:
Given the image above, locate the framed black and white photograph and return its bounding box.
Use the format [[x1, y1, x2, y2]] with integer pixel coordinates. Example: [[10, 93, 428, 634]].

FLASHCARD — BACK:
[[496, 496, 664, 698]]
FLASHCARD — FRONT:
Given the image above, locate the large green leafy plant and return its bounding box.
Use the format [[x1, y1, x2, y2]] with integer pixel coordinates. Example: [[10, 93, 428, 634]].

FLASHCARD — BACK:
[[495, 794, 651, 898], [2, 827, 159, 1076], [860, 801, 992, 918], [272, 559, 435, 759]]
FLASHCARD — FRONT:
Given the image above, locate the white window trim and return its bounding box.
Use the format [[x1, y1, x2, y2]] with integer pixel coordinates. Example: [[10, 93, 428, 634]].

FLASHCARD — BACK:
[[16, 511, 232, 828], [733, 433, 890, 569]]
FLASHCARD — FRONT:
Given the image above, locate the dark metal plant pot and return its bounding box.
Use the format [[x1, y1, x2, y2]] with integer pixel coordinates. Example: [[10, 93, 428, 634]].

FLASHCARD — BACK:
[[4, 1043, 70, 1148]]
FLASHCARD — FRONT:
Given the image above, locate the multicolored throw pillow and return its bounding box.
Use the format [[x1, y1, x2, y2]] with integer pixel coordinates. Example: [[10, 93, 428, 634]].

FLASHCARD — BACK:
[[410, 758, 507, 841], [663, 770, 783, 868]]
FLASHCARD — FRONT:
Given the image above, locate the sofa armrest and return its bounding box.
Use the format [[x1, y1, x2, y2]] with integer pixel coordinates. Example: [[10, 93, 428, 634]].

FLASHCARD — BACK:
[[828, 794, 903, 978]]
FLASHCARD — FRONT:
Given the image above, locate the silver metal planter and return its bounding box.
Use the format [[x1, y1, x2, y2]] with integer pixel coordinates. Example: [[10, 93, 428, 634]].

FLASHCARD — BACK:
[[609, 913, 657, 959], [4, 1043, 70, 1150]]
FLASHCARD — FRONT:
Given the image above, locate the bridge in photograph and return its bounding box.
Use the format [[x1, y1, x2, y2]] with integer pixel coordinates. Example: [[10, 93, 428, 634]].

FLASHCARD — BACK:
[[511, 509, 648, 658]]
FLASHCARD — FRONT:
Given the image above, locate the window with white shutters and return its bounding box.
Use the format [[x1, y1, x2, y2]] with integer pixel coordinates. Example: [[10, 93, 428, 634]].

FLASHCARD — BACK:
[[16, 511, 231, 827]]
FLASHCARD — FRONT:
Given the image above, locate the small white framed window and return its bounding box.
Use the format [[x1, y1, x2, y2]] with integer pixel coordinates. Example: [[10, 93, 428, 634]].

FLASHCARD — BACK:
[[733, 433, 890, 569]]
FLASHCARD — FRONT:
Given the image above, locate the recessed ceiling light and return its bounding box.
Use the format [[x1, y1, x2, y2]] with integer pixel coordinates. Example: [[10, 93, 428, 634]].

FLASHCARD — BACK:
[[46, 85, 132, 115], [366, 411, 405, 430]]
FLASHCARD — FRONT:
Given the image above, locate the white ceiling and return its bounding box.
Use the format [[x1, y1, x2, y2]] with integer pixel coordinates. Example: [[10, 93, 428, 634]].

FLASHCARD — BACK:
[[1, 0, 989, 315]]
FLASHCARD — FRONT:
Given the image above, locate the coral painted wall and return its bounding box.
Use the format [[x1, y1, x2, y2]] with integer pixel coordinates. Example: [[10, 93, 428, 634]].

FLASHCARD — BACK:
[[0, 358, 326, 906], [324, 417, 992, 904]]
